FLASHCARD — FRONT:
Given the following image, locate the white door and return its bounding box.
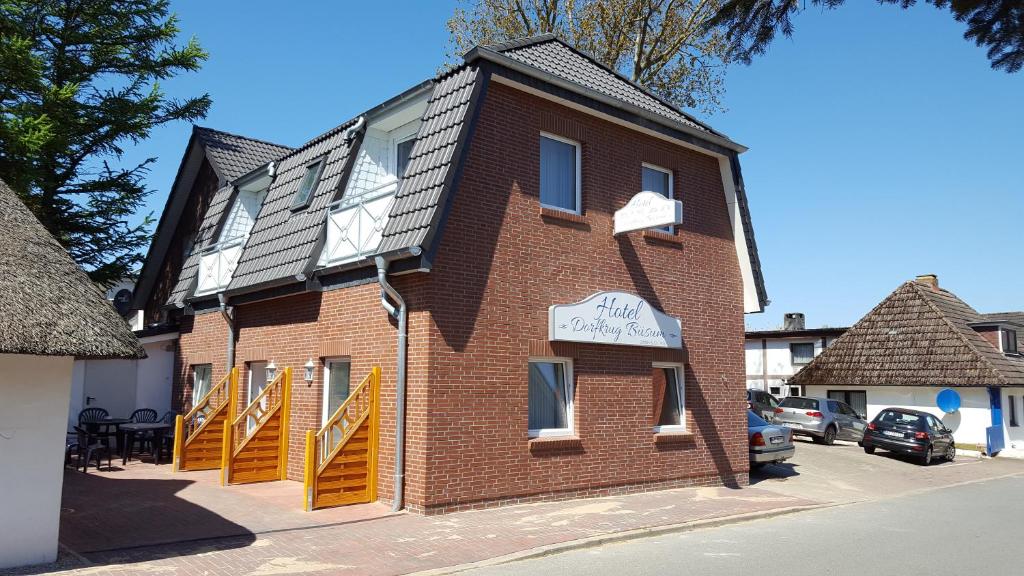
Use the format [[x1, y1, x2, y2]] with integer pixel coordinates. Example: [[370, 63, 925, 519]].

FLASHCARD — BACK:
[[81, 359, 138, 419], [322, 360, 351, 450], [247, 362, 268, 431]]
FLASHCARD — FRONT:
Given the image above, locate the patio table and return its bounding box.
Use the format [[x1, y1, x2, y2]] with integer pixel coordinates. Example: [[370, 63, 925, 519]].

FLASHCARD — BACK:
[[120, 422, 173, 465], [83, 418, 131, 450]]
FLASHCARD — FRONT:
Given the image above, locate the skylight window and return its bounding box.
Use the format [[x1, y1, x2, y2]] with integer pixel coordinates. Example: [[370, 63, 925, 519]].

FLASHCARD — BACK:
[[292, 159, 325, 209]]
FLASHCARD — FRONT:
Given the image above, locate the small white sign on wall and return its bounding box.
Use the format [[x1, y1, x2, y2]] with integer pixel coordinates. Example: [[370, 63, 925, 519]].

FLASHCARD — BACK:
[[613, 191, 683, 236], [549, 291, 682, 349]]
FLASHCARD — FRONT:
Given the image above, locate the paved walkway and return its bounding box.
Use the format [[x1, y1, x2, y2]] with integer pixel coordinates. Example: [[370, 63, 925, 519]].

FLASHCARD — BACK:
[[5, 461, 818, 576]]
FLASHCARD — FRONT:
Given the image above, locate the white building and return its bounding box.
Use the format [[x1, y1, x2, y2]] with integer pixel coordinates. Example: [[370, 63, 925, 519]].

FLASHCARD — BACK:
[[791, 275, 1024, 456], [745, 313, 847, 400], [0, 180, 141, 569]]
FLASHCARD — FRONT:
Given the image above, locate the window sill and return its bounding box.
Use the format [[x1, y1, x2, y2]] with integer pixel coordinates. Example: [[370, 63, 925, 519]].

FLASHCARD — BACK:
[[642, 229, 683, 245], [528, 435, 583, 452], [653, 430, 694, 444], [540, 206, 588, 226]]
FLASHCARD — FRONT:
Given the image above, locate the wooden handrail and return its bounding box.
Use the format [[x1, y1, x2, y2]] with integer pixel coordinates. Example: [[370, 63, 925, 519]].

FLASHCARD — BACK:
[[231, 368, 286, 454], [183, 369, 233, 443], [314, 368, 377, 474]]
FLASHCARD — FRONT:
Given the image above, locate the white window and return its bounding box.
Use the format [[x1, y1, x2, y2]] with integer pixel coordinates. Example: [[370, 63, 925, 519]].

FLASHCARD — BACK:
[[396, 136, 415, 180], [321, 359, 352, 425], [1002, 329, 1018, 354], [642, 163, 674, 232], [292, 159, 325, 209], [191, 364, 212, 406], [653, 363, 685, 432], [539, 133, 581, 214], [528, 358, 574, 437]]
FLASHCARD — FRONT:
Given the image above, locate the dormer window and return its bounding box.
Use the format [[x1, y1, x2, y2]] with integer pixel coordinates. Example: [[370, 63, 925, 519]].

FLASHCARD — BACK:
[[292, 159, 325, 210], [1002, 329, 1018, 354], [396, 136, 415, 180]]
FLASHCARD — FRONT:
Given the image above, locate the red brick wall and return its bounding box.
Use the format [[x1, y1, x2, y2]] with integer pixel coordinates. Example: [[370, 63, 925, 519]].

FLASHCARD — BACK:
[[415, 81, 749, 511], [174, 310, 229, 413]]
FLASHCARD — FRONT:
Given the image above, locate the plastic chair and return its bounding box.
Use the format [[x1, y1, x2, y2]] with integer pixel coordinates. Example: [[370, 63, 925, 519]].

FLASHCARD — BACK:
[[130, 408, 159, 423], [78, 407, 109, 423], [73, 426, 111, 473], [159, 411, 178, 460]]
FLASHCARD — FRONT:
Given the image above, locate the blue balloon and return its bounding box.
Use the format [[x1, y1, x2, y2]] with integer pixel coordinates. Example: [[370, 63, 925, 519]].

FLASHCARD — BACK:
[[937, 389, 961, 414]]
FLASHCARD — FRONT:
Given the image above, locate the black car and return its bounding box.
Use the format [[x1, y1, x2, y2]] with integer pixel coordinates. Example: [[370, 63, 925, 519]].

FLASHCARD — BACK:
[[862, 408, 955, 465], [747, 389, 779, 422]]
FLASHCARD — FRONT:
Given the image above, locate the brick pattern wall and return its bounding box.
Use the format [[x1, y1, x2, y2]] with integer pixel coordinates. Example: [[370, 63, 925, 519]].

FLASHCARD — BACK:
[[174, 310, 229, 413], [416, 81, 749, 511]]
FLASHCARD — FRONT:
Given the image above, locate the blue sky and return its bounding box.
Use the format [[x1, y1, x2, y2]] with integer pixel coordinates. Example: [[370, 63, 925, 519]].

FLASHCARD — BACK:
[[124, 1, 1023, 330]]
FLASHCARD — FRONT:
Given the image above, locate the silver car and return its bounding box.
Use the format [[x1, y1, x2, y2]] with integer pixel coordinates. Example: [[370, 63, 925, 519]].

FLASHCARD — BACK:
[[773, 396, 867, 445], [748, 410, 795, 468]]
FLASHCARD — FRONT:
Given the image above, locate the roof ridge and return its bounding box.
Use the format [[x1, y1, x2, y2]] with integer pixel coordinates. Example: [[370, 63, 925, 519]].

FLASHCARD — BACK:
[[194, 125, 294, 151], [489, 34, 718, 136], [910, 281, 1008, 385]]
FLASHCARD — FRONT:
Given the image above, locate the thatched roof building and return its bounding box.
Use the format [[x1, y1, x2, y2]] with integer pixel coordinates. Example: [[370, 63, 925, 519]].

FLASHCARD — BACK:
[[791, 275, 1024, 388], [0, 179, 142, 359]]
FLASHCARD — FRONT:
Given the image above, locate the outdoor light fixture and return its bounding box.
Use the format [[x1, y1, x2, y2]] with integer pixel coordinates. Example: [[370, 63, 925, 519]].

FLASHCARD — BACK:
[[266, 360, 277, 381], [304, 358, 315, 384]]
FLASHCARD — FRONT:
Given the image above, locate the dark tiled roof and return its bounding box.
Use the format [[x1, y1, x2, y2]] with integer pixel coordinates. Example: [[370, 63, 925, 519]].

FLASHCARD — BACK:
[[0, 180, 142, 359], [745, 327, 849, 339], [195, 127, 293, 182], [166, 183, 236, 306], [791, 280, 1024, 387], [379, 66, 480, 253], [981, 312, 1024, 326], [489, 35, 716, 135], [226, 121, 359, 292]]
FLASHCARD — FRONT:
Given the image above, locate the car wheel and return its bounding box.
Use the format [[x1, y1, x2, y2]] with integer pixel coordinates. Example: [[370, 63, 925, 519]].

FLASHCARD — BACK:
[[921, 446, 933, 466], [822, 426, 837, 446], [864, 445, 875, 455], [946, 443, 956, 462]]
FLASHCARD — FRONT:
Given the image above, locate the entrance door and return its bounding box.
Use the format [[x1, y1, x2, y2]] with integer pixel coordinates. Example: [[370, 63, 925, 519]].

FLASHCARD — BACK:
[[247, 362, 268, 431], [322, 360, 351, 450]]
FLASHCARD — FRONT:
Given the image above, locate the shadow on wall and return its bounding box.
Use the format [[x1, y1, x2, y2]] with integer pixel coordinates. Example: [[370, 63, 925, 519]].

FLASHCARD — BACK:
[[941, 410, 962, 434], [685, 367, 742, 488], [58, 471, 255, 562]]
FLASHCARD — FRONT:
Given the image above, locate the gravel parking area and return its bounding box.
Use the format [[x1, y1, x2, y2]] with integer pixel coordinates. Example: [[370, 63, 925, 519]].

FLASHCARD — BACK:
[[750, 437, 1024, 504]]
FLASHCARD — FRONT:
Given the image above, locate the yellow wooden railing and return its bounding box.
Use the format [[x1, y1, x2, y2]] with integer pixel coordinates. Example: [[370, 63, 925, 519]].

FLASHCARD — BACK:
[[173, 368, 237, 472], [221, 367, 291, 485], [304, 366, 380, 511]]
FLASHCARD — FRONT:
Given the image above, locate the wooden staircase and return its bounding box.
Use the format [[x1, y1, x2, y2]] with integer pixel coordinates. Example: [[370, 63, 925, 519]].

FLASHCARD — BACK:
[[303, 366, 380, 510], [222, 367, 291, 485], [173, 368, 238, 471]]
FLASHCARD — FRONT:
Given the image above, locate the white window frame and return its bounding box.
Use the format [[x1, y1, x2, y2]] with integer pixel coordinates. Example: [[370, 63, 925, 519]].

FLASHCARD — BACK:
[[539, 132, 582, 215], [527, 357, 575, 438], [1001, 328, 1018, 354], [641, 162, 674, 232], [790, 342, 815, 366], [191, 364, 212, 406], [652, 362, 686, 433], [390, 120, 419, 179], [291, 158, 326, 210], [321, 357, 352, 426]]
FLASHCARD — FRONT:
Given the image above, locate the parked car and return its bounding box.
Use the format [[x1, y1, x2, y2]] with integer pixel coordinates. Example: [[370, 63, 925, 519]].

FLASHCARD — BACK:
[[862, 408, 955, 465], [748, 410, 795, 468], [773, 396, 867, 445], [747, 389, 779, 422]]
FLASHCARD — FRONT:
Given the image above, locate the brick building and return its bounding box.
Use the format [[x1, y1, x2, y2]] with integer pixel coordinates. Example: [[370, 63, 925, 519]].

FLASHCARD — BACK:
[[134, 35, 768, 513]]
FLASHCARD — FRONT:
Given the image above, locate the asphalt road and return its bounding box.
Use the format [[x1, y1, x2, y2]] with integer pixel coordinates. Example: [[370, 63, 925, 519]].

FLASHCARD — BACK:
[[463, 474, 1024, 576]]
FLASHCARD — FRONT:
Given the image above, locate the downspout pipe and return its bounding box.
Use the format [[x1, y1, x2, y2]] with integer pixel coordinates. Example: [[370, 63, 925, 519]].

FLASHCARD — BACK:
[[218, 293, 235, 374], [375, 248, 420, 512]]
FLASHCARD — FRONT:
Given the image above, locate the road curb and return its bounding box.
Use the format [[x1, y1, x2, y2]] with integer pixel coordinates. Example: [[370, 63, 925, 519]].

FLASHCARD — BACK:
[[408, 502, 835, 576]]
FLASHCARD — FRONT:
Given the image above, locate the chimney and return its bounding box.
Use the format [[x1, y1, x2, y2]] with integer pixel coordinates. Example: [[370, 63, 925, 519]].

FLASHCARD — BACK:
[[783, 312, 805, 331], [915, 274, 939, 291]]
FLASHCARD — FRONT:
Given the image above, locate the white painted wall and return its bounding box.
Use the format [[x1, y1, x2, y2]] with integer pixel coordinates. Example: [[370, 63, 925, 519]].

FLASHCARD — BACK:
[[0, 354, 73, 569], [805, 385, 991, 445], [999, 387, 1024, 458], [68, 334, 176, 428], [745, 335, 840, 397]]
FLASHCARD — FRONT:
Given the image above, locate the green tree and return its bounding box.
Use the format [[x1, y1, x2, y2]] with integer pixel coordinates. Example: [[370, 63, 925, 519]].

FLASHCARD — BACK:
[[0, 0, 210, 284], [708, 0, 1024, 72], [447, 0, 731, 114]]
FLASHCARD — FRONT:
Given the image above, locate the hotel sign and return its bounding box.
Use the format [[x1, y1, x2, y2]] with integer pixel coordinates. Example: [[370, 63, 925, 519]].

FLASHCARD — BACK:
[[613, 191, 683, 236], [549, 291, 682, 349]]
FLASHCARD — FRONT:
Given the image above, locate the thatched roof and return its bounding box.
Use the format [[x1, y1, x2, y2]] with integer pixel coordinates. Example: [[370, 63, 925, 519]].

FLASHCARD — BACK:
[[791, 278, 1024, 387], [0, 179, 143, 359]]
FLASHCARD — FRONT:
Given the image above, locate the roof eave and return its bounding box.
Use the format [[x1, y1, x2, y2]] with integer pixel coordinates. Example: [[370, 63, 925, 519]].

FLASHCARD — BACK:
[[463, 46, 747, 154]]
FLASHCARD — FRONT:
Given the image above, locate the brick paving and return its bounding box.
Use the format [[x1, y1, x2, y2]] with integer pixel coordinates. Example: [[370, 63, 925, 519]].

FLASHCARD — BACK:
[[4, 462, 817, 575]]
